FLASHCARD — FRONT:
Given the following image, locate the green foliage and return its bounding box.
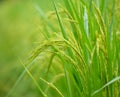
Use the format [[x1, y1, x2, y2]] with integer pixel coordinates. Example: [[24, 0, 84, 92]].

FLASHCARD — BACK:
[[2, 0, 120, 97]]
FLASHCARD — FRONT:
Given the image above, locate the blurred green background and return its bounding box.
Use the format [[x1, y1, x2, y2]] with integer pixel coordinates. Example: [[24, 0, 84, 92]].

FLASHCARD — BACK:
[[0, 0, 54, 97]]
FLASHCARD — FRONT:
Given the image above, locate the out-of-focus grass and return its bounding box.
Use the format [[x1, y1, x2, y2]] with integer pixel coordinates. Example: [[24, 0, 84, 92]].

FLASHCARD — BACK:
[[0, 0, 53, 97]]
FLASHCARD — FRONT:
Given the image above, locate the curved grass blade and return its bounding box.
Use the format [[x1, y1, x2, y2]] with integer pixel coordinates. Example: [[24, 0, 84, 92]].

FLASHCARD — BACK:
[[45, 73, 65, 93], [5, 59, 37, 97], [53, 2, 68, 40], [40, 77, 64, 97], [20, 60, 47, 97], [35, 4, 56, 32], [46, 53, 55, 75], [92, 76, 120, 96]]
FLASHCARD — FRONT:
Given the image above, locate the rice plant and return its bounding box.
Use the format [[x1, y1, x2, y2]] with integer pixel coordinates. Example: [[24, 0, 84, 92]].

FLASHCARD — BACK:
[[6, 0, 120, 97]]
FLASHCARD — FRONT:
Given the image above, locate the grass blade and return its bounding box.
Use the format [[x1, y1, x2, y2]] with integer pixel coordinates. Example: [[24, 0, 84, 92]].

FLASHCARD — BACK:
[[92, 76, 120, 96]]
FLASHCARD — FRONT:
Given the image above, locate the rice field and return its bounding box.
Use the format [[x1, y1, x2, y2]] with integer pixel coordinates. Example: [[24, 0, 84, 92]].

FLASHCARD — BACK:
[[0, 0, 120, 97]]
